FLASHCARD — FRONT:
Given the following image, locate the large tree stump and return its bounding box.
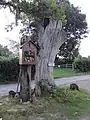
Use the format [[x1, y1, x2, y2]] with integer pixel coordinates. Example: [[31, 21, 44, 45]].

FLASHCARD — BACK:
[[35, 19, 66, 95], [19, 19, 66, 101]]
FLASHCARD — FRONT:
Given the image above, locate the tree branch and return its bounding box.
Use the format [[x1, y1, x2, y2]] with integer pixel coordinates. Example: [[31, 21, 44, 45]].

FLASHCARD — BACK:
[[0, 1, 22, 12], [0, 0, 23, 25], [0, 1, 17, 9]]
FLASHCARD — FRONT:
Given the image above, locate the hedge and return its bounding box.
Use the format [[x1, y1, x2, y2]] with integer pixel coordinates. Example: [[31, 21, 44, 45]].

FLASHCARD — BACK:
[[74, 59, 90, 72], [0, 58, 19, 83], [0, 58, 35, 83]]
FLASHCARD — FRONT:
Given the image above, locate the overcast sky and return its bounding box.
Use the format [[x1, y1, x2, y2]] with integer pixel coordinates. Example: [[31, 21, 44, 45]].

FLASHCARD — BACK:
[[0, 0, 90, 57], [69, 0, 90, 57]]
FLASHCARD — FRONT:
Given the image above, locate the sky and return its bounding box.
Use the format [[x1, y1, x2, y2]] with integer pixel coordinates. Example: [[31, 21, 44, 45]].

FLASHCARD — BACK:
[[0, 0, 90, 57], [69, 0, 90, 57]]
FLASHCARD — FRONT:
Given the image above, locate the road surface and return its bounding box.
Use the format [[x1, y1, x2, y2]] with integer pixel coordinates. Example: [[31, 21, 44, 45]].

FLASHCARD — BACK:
[[0, 75, 90, 96]]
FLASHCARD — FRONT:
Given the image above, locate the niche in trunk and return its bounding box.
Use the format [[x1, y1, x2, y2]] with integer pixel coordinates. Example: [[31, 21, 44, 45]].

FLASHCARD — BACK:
[[31, 65, 35, 80], [44, 18, 50, 29]]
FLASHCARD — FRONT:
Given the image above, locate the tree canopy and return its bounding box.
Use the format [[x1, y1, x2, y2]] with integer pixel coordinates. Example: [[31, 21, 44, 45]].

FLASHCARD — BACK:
[[58, 1, 88, 60], [0, 0, 88, 59]]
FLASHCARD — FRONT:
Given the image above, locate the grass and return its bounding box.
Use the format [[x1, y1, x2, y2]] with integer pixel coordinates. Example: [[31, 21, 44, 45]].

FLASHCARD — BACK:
[[0, 88, 90, 120], [53, 67, 90, 79]]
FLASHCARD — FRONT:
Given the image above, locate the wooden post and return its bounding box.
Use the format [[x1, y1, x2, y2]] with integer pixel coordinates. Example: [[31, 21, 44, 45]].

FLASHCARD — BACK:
[[16, 66, 21, 93], [72, 64, 74, 71], [20, 65, 30, 102], [27, 66, 32, 101]]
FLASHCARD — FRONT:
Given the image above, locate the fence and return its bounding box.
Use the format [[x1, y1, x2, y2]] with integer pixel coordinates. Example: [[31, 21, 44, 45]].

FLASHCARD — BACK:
[[56, 64, 74, 70]]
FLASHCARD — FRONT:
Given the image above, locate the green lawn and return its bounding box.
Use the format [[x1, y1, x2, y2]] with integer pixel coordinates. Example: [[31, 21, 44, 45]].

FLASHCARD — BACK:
[[0, 88, 90, 120], [53, 67, 90, 79]]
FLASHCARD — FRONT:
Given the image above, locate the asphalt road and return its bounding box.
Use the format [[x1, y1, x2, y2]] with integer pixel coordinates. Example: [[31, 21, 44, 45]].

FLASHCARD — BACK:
[[55, 75, 90, 86], [0, 75, 90, 96]]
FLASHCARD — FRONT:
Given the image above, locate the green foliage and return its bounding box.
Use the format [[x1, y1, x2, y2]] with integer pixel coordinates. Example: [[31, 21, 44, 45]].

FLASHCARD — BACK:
[[55, 56, 74, 66], [43, 87, 90, 105], [0, 58, 19, 83], [49, 87, 73, 103], [8, 40, 19, 57], [0, 0, 88, 60], [74, 57, 90, 72], [20, 0, 66, 23], [0, 44, 12, 57], [58, 41, 79, 60], [58, 1, 88, 59], [49, 0, 66, 23]]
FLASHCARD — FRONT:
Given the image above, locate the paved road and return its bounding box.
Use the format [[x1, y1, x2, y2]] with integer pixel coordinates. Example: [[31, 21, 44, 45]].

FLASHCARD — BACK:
[[55, 75, 90, 86], [0, 75, 90, 96]]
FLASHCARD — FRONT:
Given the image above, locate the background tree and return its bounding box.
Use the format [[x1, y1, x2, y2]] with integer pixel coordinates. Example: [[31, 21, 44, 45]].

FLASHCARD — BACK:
[[88, 55, 90, 60], [8, 39, 19, 57], [0, 44, 13, 59], [55, 0, 88, 61]]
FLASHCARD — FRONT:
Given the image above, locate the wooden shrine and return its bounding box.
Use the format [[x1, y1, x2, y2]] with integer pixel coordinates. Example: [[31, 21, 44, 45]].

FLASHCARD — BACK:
[[19, 40, 38, 65]]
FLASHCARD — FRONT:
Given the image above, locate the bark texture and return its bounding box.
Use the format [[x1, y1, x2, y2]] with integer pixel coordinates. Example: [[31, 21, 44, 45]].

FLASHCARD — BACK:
[[35, 19, 66, 94], [20, 66, 32, 102]]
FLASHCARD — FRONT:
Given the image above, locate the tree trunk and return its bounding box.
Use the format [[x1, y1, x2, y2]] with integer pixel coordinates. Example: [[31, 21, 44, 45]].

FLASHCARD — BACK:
[[20, 66, 32, 102], [35, 20, 66, 94], [19, 19, 66, 101]]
